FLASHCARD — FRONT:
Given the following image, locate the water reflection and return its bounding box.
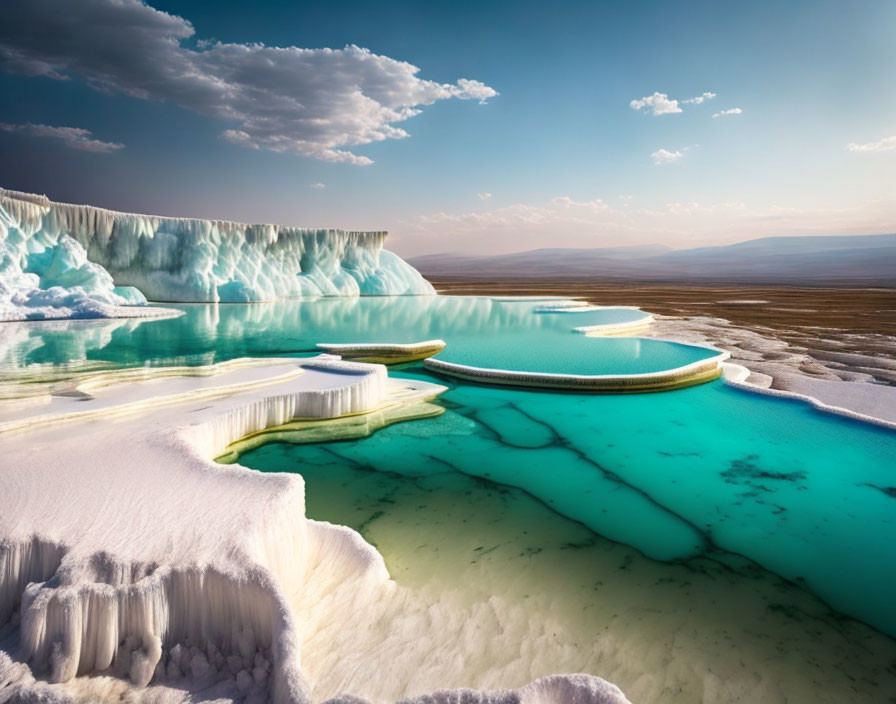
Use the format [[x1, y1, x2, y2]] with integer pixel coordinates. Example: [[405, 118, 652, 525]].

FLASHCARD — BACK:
[[0, 296, 659, 373]]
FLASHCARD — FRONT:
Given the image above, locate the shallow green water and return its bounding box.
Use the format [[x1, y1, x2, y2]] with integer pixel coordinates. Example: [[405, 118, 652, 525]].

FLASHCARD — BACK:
[[241, 368, 896, 638], [245, 432, 896, 703], [2, 295, 894, 642]]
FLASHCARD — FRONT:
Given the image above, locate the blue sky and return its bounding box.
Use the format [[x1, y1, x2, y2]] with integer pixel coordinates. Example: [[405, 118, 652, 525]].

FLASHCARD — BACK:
[[1, 0, 894, 255]]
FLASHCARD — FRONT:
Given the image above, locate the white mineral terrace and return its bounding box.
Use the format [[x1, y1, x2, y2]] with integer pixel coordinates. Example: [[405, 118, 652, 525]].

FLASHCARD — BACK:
[[0, 356, 629, 704], [576, 315, 654, 336], [315, 339, 447, 364], [424, 345, 730, 392], [721, 362, 896, 431], [533, 303, 655, 335]]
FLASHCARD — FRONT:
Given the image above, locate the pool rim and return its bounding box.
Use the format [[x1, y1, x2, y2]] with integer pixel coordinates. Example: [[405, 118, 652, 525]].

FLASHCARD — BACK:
[[423, 339, 730, 392]]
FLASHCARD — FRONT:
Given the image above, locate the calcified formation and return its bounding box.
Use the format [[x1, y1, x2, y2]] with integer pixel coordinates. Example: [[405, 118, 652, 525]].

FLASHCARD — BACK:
[[425, 346, 727, 392], [0, 195, 169, 320], [0, 187, 434, 320], [315, 339, 448, 364], [0, 356, 628, 704], [0, 358, 393, 702]]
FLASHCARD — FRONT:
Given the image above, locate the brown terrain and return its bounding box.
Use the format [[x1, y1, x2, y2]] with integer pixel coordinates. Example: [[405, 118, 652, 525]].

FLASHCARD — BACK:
[[432, 280, 896, 338]]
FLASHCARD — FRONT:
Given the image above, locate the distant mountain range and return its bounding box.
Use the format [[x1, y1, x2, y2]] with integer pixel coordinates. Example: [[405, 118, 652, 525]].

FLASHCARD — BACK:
[[408, 234, 896, 285]]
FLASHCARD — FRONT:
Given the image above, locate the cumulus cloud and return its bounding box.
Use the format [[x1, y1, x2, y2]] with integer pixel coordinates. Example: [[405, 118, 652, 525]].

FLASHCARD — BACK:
[[651, 148, 684, 165], [455, 79, 497, 104], [308, 182, 326, 189], [477, 192, 492, 201], [630, 92, 681, 116], [682, 92, 717, 104], [0, 0, 497, 165], [0, 122, 124, 152], [630, 91, 715, 115], [847, 135, 896, 153], [713, 108, 743, 118]]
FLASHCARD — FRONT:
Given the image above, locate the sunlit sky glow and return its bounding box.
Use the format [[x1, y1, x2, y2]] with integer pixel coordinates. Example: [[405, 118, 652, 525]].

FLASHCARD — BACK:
[[1, 0, 894, 256]]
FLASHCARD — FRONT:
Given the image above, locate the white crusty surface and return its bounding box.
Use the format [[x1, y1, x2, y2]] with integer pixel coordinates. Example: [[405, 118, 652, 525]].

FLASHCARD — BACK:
[[648, 314, 896, 425], [0, 358, 394, 702], [0, 356, 628, 704]]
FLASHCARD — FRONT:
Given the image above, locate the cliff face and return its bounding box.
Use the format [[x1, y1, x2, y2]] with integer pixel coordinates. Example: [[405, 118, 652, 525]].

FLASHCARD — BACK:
[[0, 188, 434, 312]]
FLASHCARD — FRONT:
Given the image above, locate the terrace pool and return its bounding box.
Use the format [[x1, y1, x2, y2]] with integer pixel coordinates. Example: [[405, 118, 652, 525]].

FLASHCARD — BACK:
[[1, 294, 894, 704]]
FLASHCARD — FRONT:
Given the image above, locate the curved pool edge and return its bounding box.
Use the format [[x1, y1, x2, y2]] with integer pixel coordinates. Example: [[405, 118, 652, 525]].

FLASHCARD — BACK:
[[576, 314, 655, 336], [721, 362, 896, 431], [214, 378, 448, 464], [315, 339, 447, 364], [424, 346, 730, 393], [534, 303, 646, 313], [530, 302, 655, 336]]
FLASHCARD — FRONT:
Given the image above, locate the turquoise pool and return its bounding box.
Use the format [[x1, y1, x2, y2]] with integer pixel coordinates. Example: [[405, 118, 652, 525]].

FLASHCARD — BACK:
[[243, 411, 896, 703], [241, 364, 896, 640], [2, 295, 894, 644], [0, 296, 663, 372], [434, 334, 715, 376]]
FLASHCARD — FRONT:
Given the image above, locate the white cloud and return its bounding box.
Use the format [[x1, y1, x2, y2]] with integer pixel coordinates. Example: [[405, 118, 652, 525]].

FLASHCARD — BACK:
[[630, 92, 681, 116], [550, 196, 610, 212], [0, 0, 497, 165], [0, 122, 124, 152], [477, 192, 492, 201], [847, 135, 896, 153], [651, 148, 684, 165], [393, 195, 896, 257], [712, 108, 743, 118], [456, 79, 498, 104], [630, 91, 716, 115], [682, 92, 717, 104], [405, 197, 749, 237], [308, 182, 326, 189]]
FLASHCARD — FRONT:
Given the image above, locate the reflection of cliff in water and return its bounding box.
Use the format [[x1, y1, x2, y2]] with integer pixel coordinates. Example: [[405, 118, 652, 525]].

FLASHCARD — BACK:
[[0, 317, 148, 376], [0, 297, 648, 371]]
